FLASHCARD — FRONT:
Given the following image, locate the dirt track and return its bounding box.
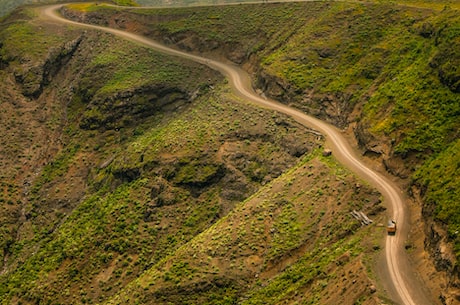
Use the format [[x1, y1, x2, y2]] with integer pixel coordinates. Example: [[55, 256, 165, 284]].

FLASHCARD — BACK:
[[40, 4, 434, 304]]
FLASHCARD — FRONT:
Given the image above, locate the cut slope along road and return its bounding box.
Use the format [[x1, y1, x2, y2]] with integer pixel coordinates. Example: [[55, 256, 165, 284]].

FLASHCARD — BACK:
[[40, 4, 433, 305]]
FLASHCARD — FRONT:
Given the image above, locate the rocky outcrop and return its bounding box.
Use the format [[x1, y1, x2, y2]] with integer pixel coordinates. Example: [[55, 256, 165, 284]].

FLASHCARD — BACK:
[[79, 85, 191, 130], [13, 35, 83, 98], [0, 41, 8, 69], [425, 223, 456, 273], [60, 6, 108, 27], [425, 221, 460, 305], [353, 123, 387, 156], [254, 70, 355, 129]]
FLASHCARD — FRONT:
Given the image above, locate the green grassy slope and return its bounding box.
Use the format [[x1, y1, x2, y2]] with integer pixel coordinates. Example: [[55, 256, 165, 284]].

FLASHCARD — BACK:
[[1, 0, 459, 304], [105, 151, 383, 304], [1, 5, 374, 304], [71, 0, 460, 263]]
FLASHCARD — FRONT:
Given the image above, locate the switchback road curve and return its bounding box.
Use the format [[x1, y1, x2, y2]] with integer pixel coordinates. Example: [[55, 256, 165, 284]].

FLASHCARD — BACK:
[[40, 4, 432, 304]]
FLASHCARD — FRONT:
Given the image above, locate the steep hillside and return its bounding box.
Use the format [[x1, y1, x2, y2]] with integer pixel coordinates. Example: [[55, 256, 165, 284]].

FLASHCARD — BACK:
[[61, 1, 460, 303], [105, 151, 383, 305], [1, 1, 460, 304], [0, 3, 390, 305]]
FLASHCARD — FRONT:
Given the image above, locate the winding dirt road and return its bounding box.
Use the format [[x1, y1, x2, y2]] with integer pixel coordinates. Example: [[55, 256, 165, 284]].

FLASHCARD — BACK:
[[40, 4, 433, 304]]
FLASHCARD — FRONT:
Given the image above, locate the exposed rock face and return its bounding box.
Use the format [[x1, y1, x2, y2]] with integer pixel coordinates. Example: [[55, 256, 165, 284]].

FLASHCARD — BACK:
[[61, 7, 109, 27], [254, 71, 355, 129], [426, 224, 456, 272], [254, 70, 293, 104], [354, 122, 387, 158], [425, 222, 460, 305], [78, 85, 191, 130], [14, 35, 83, 98], [0, 41, 7, 68]]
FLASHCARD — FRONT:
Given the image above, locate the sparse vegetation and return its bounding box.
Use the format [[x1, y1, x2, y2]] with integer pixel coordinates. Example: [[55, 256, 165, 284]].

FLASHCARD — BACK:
[[0, 7, 324, 302], [0, 0, 459, 304], [99, 150, 382, 304], [75, 0, 460, 265], [82, 1, 460, 262]]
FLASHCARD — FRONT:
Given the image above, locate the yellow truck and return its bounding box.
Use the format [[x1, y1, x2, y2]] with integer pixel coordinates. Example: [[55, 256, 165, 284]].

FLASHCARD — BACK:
[[387, 220, 397, 235]]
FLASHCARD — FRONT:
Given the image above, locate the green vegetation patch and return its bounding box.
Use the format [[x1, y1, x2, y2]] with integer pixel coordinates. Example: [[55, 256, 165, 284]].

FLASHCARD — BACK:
[[86, 39, 205, 97], [242, 238, 362, 305], [68, 1, 139, 10], [414, 140, 460, 260], [66, 3, 110, 13], [112, 0, 139, 6], [104, 150, 382, 304], [0, 21, 65, 61]]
